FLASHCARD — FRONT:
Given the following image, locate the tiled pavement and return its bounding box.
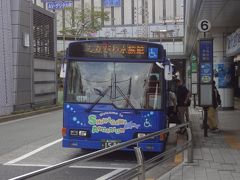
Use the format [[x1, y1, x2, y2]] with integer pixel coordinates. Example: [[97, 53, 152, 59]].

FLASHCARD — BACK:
[[157, 107, 240, 180]]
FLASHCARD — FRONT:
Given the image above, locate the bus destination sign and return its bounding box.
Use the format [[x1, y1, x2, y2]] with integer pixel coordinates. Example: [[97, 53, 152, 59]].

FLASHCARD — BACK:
[[85, 44, 145, 55], [68, 41, 162, 60]]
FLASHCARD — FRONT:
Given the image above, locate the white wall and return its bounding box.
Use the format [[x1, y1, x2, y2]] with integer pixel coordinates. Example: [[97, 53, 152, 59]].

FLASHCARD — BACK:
[[134, 0, 143, 24], [104, 7, 111, 26], [176, 0, 184, 18], [147, 0, 153, 24], [124, 0, 132, 24], [114, 6, 121, 25], [155, 0, 164, 23], [166, 0, 174, 20]]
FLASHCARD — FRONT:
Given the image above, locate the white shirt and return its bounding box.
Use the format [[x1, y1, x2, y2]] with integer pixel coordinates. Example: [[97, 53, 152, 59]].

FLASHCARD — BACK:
[[168, 91, 177, 107]]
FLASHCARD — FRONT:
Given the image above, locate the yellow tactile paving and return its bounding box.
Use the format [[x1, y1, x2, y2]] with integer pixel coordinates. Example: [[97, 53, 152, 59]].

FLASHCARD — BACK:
[[224, 134, 240, 150], [174, 135, 184, 164], [174, 153, 183, 164]]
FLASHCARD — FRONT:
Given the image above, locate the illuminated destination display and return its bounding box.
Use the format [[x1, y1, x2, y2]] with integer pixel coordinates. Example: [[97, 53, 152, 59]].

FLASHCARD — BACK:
[[85, 44, 145, 55], [68, 41, 164, 60]]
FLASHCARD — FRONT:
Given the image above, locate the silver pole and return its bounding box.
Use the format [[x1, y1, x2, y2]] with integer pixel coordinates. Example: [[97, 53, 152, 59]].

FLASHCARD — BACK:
[[62, 8, 66, 56], [134, 147, 145, 180], [136, 0, 139, 38], [144, 0, 149, 41], [186, 122, 193, 163]]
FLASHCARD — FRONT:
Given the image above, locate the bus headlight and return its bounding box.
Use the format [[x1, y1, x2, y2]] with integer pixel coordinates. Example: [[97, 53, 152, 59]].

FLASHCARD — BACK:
[[137, 133, 147, 138], [70, 129, 78, 136], [70, 129, 88, 137], [78, 130, 87, 137], [136, 133, 155, 139]]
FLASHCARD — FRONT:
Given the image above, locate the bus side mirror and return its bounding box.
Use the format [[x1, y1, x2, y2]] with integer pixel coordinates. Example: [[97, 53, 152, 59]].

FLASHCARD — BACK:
[[155, 62, 173, 80], [164, 64, 173, 81], [60, 63, 67, 78]]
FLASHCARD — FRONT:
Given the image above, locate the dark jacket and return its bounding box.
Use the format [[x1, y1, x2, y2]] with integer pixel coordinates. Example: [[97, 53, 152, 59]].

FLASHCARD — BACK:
[[213, 86, 221, 108], [176, 85, 190, 106]]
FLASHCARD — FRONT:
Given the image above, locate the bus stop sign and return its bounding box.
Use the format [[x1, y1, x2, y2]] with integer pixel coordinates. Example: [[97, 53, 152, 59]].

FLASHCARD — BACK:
[[198, 38, 213, 106], [198, 19, 211, 32], [198, 38, 213, 137]]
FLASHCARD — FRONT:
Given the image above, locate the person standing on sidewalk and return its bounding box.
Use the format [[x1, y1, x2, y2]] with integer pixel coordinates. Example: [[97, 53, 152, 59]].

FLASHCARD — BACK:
[[208, 80, 221, 132], [167, 88, 179, 124], [176, 79, 191, 124]]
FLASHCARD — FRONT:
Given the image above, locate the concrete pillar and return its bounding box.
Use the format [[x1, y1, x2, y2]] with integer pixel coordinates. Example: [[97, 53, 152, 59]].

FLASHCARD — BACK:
[[10, 0, 32, 110], [0, 0, 14, 116], [213, 34, 234, 109]]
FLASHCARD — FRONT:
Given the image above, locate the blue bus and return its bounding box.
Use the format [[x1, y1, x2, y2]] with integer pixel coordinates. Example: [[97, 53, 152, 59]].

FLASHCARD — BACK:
[[62, 40, 172, 152]]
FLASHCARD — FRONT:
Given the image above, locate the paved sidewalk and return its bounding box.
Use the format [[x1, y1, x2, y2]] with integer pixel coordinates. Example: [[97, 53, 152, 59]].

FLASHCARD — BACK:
[[158, 107, 240, 180]]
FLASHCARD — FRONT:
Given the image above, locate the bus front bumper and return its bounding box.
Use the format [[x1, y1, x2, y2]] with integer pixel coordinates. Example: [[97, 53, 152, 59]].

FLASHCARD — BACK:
[[62, 138, 165, 152]]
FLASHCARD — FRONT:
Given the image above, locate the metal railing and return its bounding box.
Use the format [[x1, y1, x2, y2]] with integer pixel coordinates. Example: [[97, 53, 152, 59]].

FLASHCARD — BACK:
[[10, 122, 192, 180]]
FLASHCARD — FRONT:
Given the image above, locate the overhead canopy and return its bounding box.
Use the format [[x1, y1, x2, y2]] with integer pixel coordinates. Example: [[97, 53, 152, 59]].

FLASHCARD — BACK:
[[184, 0, 240, 55]]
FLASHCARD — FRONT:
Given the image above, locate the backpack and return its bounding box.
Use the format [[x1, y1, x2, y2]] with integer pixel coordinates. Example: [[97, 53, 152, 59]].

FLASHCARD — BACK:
[[186, 90, 192, 106], [186, 98, 191, 106], [217, 90, 221, 106]]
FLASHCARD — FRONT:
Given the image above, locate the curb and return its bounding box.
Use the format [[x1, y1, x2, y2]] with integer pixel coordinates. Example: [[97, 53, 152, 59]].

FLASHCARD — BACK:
[[0, 106, 63, 123], [234, 97, 240, 110]]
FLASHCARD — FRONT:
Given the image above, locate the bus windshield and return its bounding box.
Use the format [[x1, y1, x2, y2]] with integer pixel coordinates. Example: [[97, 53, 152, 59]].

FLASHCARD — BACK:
[[66, 61, 163, 110]]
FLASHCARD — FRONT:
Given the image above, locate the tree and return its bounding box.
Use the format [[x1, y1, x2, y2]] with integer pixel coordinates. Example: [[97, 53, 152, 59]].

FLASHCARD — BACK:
[[59, 6, 109, 38]]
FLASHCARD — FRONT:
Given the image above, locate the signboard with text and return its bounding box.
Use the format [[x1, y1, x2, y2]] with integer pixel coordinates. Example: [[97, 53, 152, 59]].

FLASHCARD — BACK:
[[191, 54, 198, 95], [199, 39, 213, 84], [68, 41, 164, 60], [104, 0, 121, 7], [191, 62, 197, 73], [198, 19, 211, 32], [200, 63, 212, 83], [47, 1, 73, 9], [41, 0, 68, 2], [198, 39, 213, 106], [218, 63, 233, 88], [226, 28, 240, 56]]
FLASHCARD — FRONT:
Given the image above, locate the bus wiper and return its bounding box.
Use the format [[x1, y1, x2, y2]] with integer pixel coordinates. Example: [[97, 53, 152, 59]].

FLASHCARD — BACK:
[[85, 85, 139, 114], [115, 86, 139, 114], [85, 86, 111, 113]]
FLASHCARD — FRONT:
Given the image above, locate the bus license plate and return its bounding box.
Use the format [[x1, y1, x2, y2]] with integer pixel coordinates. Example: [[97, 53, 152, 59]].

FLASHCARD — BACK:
[[102, 140, 120, 148]]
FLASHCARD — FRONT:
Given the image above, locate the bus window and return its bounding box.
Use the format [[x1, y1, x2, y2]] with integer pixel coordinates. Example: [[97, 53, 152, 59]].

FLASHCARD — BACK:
[[66, 61, 163, 110]]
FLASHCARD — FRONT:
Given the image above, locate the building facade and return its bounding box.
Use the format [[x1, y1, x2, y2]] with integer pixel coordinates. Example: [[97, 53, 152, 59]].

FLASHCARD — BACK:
[[226, 28, 240, 99], [0, 0, 13, 115], [0, 0, 57, 116], [34, 0, 184, 55]]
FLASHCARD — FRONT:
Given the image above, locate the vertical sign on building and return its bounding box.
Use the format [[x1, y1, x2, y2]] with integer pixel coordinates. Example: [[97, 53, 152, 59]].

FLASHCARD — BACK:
[[198, 38, 213, 106], [198, 38, 213, 137], [198, 20, 212, 137], [191, 54, 198, 107]]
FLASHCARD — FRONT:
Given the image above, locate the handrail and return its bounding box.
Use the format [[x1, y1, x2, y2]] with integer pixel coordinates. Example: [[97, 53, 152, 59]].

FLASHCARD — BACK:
[[109, 126, 192, 180], [10, 122, 192, 180]]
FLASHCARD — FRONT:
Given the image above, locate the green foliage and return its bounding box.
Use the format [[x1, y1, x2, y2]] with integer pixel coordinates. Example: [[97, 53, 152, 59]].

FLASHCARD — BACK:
[[59, 7, 109, 38]]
